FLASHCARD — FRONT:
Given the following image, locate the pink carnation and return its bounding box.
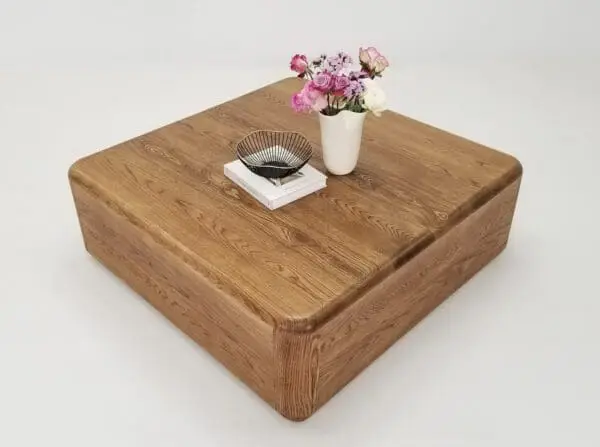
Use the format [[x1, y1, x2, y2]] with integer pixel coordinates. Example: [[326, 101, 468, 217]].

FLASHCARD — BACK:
[[291, 92, 310, 112], [303, 82, 327, 112], [291, 81, 328, 113]]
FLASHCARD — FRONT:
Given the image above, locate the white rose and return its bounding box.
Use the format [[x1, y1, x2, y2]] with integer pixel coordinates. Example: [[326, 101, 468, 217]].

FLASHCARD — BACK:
[[362, 78, 387, 116]]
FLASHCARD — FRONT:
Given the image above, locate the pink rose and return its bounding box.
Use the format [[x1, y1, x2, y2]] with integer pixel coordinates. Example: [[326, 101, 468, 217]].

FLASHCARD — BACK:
[[333, 75, 350, 95], [372, 56, 389, 73], [361, 47, 380, 62], [312, 72, 333, 92], [358, 47, 389, 75], [290, 54, 308, 75]]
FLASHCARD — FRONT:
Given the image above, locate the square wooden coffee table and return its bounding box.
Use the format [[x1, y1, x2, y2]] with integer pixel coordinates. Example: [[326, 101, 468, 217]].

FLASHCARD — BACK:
[[69, 77, 522, 421]]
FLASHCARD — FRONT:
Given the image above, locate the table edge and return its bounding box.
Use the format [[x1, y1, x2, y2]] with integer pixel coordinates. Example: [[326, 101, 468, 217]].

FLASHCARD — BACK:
[[67, 75, 524, 332], [69, 151, 522, 333]]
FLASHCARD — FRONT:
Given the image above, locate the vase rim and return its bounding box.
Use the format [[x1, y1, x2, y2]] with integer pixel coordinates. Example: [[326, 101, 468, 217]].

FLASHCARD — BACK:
[[319, 109, 367, 117]]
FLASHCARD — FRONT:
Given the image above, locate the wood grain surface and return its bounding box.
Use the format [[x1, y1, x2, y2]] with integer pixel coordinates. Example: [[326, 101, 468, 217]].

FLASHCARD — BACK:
[[70, 179, 276, 404], [312, 178, 521, 414], [270, 178, 520, 420], [69, 77, 522, 420], [69, 77, 521, 331]]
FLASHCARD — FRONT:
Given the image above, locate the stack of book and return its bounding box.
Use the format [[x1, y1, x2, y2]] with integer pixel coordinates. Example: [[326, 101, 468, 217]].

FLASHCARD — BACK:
[[224, 160, 327, 210]]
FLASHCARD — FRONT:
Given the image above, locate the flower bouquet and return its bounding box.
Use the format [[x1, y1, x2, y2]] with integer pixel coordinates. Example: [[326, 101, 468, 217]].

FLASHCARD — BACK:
[[289, 48, 389, 116], [288, 48, 389, 175]]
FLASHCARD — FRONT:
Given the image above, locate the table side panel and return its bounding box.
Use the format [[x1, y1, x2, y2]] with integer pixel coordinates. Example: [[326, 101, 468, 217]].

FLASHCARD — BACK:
[[70, 177, 276, 406], [312, 177, 521, 412]]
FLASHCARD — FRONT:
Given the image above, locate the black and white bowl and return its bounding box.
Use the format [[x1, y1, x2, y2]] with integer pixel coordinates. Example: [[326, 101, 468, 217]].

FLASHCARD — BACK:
[[235, 130, 313, 179]]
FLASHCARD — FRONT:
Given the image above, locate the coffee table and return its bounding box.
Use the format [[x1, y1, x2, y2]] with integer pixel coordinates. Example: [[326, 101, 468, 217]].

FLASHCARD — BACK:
[[69, 77, 522, 420]]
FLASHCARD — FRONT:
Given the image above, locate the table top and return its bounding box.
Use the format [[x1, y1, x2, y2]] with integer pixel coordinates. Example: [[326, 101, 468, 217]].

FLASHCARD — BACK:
[[70, 77, 522, 331]]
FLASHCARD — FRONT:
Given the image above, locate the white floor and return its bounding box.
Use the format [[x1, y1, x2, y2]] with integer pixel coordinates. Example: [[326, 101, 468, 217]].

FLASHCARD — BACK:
[[1, 4, 600, 446]]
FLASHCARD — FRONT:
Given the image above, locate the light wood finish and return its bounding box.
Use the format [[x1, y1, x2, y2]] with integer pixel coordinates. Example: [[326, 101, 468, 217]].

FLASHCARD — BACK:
[[274, 329, 319, 420], [313, 178, 520, 410], [70, 179, 276, 404], [69, 77, 522, 420]]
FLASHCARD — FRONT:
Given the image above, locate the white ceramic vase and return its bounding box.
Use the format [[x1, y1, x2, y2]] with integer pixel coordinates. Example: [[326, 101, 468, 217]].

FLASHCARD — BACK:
[[319, 110, 366, 175]]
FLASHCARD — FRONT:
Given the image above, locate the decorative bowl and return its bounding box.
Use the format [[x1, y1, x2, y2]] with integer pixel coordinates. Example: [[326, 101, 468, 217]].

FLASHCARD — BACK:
[[235, 130, 313, 179]]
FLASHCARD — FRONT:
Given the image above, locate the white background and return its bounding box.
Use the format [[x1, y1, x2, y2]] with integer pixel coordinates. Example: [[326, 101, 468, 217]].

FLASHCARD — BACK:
[[1, 0, 599, 445]]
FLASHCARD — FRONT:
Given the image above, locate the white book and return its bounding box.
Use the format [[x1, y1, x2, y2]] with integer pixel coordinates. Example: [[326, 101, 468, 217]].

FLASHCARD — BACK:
[[224, 160, 327, 210]]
